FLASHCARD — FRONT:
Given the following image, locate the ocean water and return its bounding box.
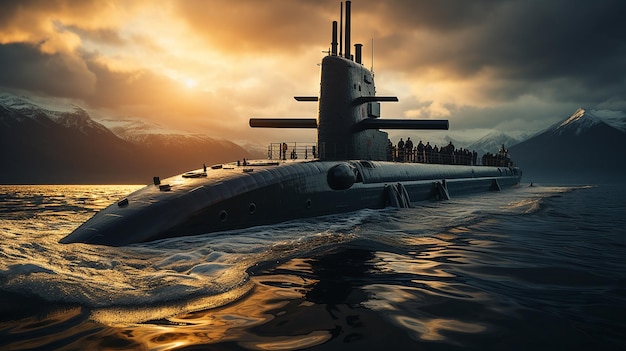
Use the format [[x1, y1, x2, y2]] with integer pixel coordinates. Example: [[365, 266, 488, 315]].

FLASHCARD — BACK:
[[0, 183, 624, 350]]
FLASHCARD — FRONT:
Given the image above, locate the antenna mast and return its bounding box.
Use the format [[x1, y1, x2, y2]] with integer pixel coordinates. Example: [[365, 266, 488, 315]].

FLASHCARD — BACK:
[[339, 2, 343, 57], [344, 1, 351, 60], [371, 38, 374, 74]]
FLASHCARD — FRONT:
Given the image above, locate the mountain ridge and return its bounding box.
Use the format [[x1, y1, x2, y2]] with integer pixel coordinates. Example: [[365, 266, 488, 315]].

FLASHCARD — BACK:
[[0, 93, 258, 184], [467, 131, 523, 157], [509, 107, 626, 184]]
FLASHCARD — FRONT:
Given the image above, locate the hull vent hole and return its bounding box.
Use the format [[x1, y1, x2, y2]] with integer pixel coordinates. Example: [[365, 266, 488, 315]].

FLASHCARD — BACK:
[[219, 210, 228, 222]]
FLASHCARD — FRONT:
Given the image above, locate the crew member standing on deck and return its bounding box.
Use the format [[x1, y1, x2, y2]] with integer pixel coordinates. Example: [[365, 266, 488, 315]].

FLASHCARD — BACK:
[[397, 138, 405, 162], [417, 140, 425, 163], [282, 142, 288, 160], [405, 137, 414, 162]]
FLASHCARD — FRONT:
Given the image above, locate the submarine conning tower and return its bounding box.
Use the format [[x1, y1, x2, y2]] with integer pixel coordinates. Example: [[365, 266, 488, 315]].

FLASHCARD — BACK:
[[250, 1, 449, 161], [318, 54, 387, 160]]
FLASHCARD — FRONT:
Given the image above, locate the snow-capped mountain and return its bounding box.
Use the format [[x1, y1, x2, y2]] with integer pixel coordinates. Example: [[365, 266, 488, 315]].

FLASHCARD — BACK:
[[0, 93, 112, 136], [99, 117, 244, 152], [556, 107, 599, 131], [98, 117, 261, 165], [551, 107, 626, 136], [509, 107, 626, 183], [467, 132, 523, 156], [100, 118, 182, 140], [0, 93, 256, 184], [587, 109, 626, 132]]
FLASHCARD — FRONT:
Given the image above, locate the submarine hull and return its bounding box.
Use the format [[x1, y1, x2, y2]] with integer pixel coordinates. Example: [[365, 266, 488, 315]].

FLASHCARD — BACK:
[[60, 160, 521, 246], [60, 1, 524, 247]]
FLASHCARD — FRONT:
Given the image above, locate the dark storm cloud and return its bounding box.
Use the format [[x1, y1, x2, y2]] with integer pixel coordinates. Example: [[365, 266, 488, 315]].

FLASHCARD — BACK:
[[0, 42, 233, 132], [471, 1, 625, 82], [0, 42, 164, 107], [0, 0, 138, 100], [0, 43, 96, 97], [362, 0, 496, 32], [368, 0, 626, 105]]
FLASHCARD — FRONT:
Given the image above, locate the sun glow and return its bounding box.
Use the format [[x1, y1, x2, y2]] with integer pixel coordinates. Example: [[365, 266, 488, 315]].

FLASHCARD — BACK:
[[184, 78, 197, 89]]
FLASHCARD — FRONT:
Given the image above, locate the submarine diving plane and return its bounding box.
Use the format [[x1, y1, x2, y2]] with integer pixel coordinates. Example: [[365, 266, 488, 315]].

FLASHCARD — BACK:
[[60, 1, 522, 246]]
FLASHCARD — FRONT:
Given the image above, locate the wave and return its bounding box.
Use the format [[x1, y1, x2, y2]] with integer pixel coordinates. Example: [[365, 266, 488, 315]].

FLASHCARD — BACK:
[[0, 184, 579, 323], [0, 196, 372, 324]]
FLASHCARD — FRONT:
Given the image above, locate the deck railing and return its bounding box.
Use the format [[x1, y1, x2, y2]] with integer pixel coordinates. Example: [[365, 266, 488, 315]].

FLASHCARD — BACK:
[[266, 142, 515, 167], [267, 142, 318, 160]]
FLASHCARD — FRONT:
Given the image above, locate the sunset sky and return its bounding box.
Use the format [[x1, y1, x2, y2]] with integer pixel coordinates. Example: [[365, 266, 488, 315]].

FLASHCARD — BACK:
[[1, 0, 625, 145]]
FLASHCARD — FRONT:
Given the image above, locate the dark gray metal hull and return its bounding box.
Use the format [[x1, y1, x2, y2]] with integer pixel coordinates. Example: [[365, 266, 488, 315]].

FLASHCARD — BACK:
[[60, 160, 521, 246]]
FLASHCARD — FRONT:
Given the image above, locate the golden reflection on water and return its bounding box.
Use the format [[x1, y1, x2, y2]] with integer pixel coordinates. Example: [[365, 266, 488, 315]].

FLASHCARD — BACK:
[[363, 230, 492, 342], [239, 331, 332, 350], [373, 251, 455, 278], [1, 233, 493, 350], [101, 259, 322, 350], [1, 273, 322, 351], [400, 235, 453, 247], [2, 247, 491, 350], [393, 316, 486, 341]]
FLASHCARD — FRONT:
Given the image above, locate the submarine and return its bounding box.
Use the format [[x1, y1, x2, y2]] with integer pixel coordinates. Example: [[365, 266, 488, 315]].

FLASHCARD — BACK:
[[60, 1, 521, 247]]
